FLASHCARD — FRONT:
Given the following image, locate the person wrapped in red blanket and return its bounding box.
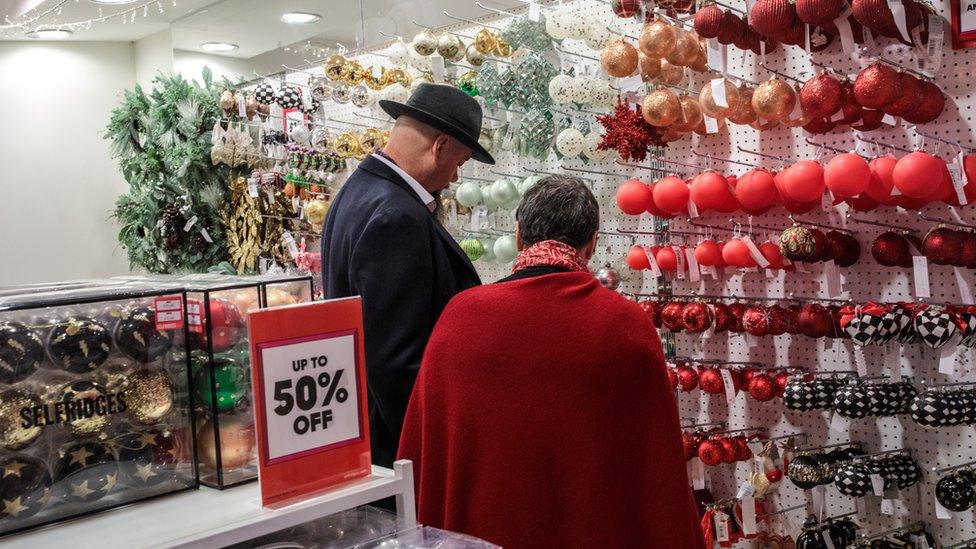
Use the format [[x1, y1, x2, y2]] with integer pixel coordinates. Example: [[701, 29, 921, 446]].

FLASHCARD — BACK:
[[398, 175, 705, 549]]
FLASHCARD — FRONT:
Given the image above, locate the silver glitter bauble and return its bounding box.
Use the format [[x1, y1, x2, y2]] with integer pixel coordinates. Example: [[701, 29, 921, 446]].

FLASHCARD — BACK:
[[596, 263, 621, 290]]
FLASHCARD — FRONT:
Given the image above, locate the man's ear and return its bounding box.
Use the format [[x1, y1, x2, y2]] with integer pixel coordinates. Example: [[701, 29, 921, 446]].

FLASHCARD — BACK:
[[515, 223, 524, 251], [582, 232, 598, 261], [432, 133, 451, 158]]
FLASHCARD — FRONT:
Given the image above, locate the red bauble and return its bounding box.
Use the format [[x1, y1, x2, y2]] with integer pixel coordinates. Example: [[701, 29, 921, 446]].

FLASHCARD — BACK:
[[717, 10, 748, 45], [773, 372, 790, 396], [826, 230, 861, 267], [775, 17, 806, 45], [871, 231, 914, 267], [661, 301, 686, 331], [690, 171, 732, 212], [800, 73, 843, 119], [960, 233, 976, 268], [923, 226, 964, 266], [683, 432, 703, 461], [699, 368, 726, 394], [893, 151, 945, 200], [695, 240, 722, 266], [676, 365, 700, 391], [847, 192, 880, 212], [866, 155, 897, 204], [626, 245, 651, 270], [749, 0, 796, 37], [652, 176, 690, 214], [698, 439, 724, 466], [667, 367, 679, 390], [729, 302, 748, 332], [639, 299, 663, 327], [838, 77, 863, 124], [760, 241, 785, 269], [825, 153, 871, 198], [188, 298, 245, 353], [798, 303, 832, 338], [767, 305, 792, 335], [796, 0, 845, 25], [851, 0, 894, 29], [902, 81, 945, 124], [736, 169, 778, 210], [766, 468, 784, 483], [777, 160, 825, 203], [742, 306, 771, 336], [612, 0, 642, 18], [803, 116, 836, 134], [742, 368, 759, 387], [656, 246, 679, 271], [855, 63, 902, 110], [694, 4, 725, 38], [733, 436, 753, 461], [717, 437, 739, 463], [807, 228, 830, 262], [616, 178, 653, 215], [713, 303, 734, 333], [884, 72, 924, 118], [682, 301, 714, 333], [723, 239, 754, 268], [748, 373, 777, 401]]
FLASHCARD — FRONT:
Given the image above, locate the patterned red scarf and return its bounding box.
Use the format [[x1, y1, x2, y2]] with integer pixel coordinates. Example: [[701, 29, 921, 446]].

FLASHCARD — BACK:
[[512, 240, 589, 274]]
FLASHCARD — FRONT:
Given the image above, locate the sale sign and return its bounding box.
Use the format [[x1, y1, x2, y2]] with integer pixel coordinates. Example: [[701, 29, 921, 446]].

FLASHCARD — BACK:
[[248, 297, 371, 506]]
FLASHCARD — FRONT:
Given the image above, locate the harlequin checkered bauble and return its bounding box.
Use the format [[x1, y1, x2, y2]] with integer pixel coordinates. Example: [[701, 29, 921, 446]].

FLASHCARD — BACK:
[[834, 462, 872, 497], [254, 82, 276, 106], [834, 382, 871, 419], [958, 312, 976, 347], [910, 390, 954, 427], [844, 312, 883, 346], [874, 311, 899, 344], [895, 381, 918, 415], [276, 85, 303, 109], [914, 309, 957, 349], [886, 454, 922, 489], [784, 378, 836, 411]]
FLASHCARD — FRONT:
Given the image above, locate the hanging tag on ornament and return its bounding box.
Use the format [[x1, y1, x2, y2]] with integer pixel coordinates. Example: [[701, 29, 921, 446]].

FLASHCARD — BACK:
[[266, 186, 276, 202], [881, 113, 898, 126], [807, 484, 825, 519], [830, 410, 851, 433], [248, 180, 260, 198], [825, 260, 843, 297], [886, 0, 912, 42], [831, 108, 847, 122], [714, 512, 731, 542], [673, 245, 687, 280], [432, 56, 445, 82], [737, 481, 755, 499], [449, 199, 458, 227], [745, 333, 760, 346], [955, 267, 975, 304], [183, 215, 198, 232], [282, 231, 300, 259], [913, 535, 931, 549], [707, 40, 726, 73], [687, 198, 700, 218], [741, 236, 770, 267], [741, 496, 758, 535], [804, 24, 812, 52], [619, 75, 643, 93], [880, 497, 895, 516], [643, 245, 663, 279], [720, 369, 736, 403], [939, 345, 957, 375], [301, 89, 313, 112], [822, 531, 837, 549], [200, 227, 212, 244], [834, 15, 855, 53], [854, 345, 868, 377], [925, 13, 944, 77], [935, 492, 953, 519], [470, 205, 488, 231], [237, 95, 247, 118], [685, 247, 701, 282], [869, 474, 885, 497], [950, 152, 967, 205], [759, 40, 766, 64], [691, 457, 706, 489], [528, 1, 541, 22], [912, 256, 931, 298], [711, 78, 729, 109], [701, 265, 718, 279], [703, 115, 719, 134]]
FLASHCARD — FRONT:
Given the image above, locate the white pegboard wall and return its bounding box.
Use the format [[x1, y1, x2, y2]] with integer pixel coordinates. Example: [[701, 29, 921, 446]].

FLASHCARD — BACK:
[[305, 0, 976, 545]]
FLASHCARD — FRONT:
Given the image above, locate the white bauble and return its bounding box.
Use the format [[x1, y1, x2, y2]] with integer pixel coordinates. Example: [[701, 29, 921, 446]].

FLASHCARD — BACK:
[[556, 127, 585, 158], [584, 20, 615, 50], [385, 83, 410, 104], [408, 48, 432, 70], [519, 174, 544, 194], [545, 8, 573, 40], [412, 30, 436, 56], [490, 178, 519, 205], [480, 238, 497, 262], [563, 8, 589, 38], [548, 73, 574, 105], [290, 124, 311, 146], [387, 40, 411, 66], [456, 182, 483, 208], [583, 131, 612, 161], [481, 186, 499, 209], [494, 235, 519, 263], [590, 82, 618, 108], [568, 75, 594, 105]]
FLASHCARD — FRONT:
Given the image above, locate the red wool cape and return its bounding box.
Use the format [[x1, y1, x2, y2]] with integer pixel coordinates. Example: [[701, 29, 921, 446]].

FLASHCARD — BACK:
[[398, 272, 705, 549]]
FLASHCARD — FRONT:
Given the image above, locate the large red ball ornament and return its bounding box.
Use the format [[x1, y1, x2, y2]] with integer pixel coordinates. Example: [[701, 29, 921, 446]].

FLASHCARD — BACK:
[[777, 160, 825, 203], [884, 72, 924, 118], [718, 438, 739, 463], [626, 245, 651, 270], [800, 73, 843, 118], [729, 302, 748, 332], [676, 365, 700, 391], [656, 246, 679, 271], [797, 303, 833, 337], [960, 232, 976, 268], [743, 306, 771, 336], [902, 81, 945, 124], [871, 231, 914, 267], [682, 301, 714, 333], [773, 372, 790, 396], [847, 193, 880, 212], [717, 10, 748, 44], [733, 436, 753, 461], [616, 178, 654, 215], [661, 301, 686, 331], [851, 0, 894, 29], [893, 151, 945, 199], [736, 169, 778, 210], [854, 63, 901, 109], [826, 230, 861, 267], [188, 298, 245, 353], [748, 373, 777, 401], [652, 176, 691, 214], [723, 239, 754, 268], [760, 241, 784, 269], [683, 432, 702, 460], [699, 368, 726, 394], [690, 172, 731, 212], [837, 77, 863, 124], [825, 153, 871, 198], [803, 116, 837, 135], [644, 181, 676, 218], [612, 0, 642, 18], [923, 226, 964, 265], [853, 109, 885, 131], [713, 303, 734, 333], [796, 0, 845, 25], [640, 299, 663, 327], [667, 368, 679, 390], [807, 228, 830, 262], [767, 305, 792, 335], [749, 0, 797, 37], [695, 240, 722, 266], [865, 155, 897, 204], [698, 439, 724, 466], [694, 4, 725, 38]]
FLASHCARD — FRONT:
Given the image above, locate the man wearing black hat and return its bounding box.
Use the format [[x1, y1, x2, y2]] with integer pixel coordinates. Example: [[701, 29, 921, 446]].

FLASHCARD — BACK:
[[321, 83, 495, 469]]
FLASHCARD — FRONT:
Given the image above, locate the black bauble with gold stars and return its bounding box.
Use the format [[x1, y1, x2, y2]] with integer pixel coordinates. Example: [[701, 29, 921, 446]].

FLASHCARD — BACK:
[[0, 454, 51, 520], [113, 307, 173, 363], [54, 441, 119, 503], [0, 322, 44, 384], [47, 316, 112, 374], [117, 430, 180, 487]]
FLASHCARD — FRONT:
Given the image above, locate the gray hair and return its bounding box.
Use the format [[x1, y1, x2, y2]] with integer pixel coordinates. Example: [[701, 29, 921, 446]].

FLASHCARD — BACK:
[[515, 175, 599, 249]]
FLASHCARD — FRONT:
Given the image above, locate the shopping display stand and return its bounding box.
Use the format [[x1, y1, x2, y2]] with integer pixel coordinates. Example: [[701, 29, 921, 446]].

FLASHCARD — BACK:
[[1, 460, 416, 549]]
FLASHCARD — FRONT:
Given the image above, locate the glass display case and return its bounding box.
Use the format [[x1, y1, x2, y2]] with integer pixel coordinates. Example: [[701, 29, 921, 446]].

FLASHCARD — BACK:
[[0, 286, 197, 537]]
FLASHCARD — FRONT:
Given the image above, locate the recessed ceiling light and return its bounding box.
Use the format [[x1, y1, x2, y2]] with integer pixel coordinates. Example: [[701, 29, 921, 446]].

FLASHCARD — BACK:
[[281, 12, 322, 24], [90, 0, 139, 4], [26, 29, 72, 39], [200, 42, 239, 52]]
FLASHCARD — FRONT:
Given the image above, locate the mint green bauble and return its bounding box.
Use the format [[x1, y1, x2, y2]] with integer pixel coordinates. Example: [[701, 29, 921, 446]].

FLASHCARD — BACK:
[[459, 238, 485, 261], [481, 186, 499, 209], [490, 178, 519, 205], [519, 175, 543, 194], [456, 182, 483, 208], [494, 235, 518, 263], [480, 238, 496, 262]]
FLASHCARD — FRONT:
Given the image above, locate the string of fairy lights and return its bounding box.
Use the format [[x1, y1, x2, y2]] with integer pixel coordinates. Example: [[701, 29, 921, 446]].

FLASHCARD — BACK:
[[0, 0, 177, 36]]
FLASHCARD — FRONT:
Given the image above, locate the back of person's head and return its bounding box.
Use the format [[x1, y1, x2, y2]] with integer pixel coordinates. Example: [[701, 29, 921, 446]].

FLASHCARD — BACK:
[[515, 175, 599, 250]]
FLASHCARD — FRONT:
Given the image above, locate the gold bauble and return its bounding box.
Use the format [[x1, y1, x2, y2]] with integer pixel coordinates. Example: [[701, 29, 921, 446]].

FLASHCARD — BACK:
[[639, 53, 661, 82], [641, 88, 682, 127], [363, 67, 387, 90], [658, 59, 684, 86], [359, 127, 385, 154], [474, 29, 498, 54], [57, 381, 110, 437], [386, 68, 411, 88], [228, 290, 260, 316], [196, 417, 255, 471], [699, 79, 742, 119], [437, 34, 462, 60], [219, 90, 235, 111], [639, 19, 677, 58], [672, 93, 704, 132], [324, 54, 348, 81], [689, 39, 709, 72], [665, 30, 700, 67], [412, 29, 437, 56], [343, 60, 366, 86], [465, 43, 486, 66], [0, 389, 42, 451], [305, 199, 329, 227], [600, 39, 639, 78], [245, 95, 259, 118], [123, 369, 174, 425], [494, 36, 513, 57], [266, 288, 299, 308], [726, 85, 757, 125], [752, 77, 796, 122], [333, 132, 362, 159]]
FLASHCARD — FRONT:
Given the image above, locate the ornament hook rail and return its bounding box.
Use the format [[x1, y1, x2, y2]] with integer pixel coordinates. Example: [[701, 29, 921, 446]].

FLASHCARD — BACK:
[[912, 128, 976, 152], [757, 61, 806, 84], [691, 148, 762, 169], [859, 522, 925, 542], [916, 211, 976, 230], [680, 420, 727, 429], [874, 56, 927, 79], [933, 459, 976, 475], [736, 146, 788, 163], [845, 212, 916, 232], [441, 11, 502, 30], [712, 426, 767, 435], [923, 380, 976, 389], [850, 447, 912, 461], [767, 432, 809, 442], [762, 503, 807, 517], [616, 159, 689, 177], [474, 1, 518, 17], [797, 441, 862, 452], [788, 215, 855, 234], [553, 45, 601, 62], [855, 135, 914, 154], [804, 138, 850, 156]]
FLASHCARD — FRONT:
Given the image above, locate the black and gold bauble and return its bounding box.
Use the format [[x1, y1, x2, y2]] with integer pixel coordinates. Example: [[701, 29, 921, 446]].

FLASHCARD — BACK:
[[0, 389, 42, 451], [54, 441, 118, 503], [788, 453, 824, 490], [779, 223, 817, 262], [47, 316, 111, 374], [0, 321, 44, 384], [122, 369, 174, 425], [117, 430, 180, 487], [113, 306, 173, 364], [936, 472, 976, 512], [57, 381, 111, 437], [0, 454, 51, 520]]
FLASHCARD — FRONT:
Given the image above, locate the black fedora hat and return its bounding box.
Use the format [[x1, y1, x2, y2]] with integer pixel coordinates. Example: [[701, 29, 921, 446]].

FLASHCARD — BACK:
[[379, 83, 495, 165]]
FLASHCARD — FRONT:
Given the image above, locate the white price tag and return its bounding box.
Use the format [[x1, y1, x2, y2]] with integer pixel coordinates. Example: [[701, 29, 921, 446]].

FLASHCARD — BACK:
[[685, 247, 701, 282], [687, 198, 699, 218], [935, 492, 953, 518], [301, 89, 313, 112], [741, 496, 757, 535], [619, 75, 643, 93], [701, 265, 718, 279], [258, 331, 362, 460], [939, 345, 958, 374], [913, 534, 931, 549], [237, 95, 247, 118], [955, 267, 975, 304], [854, 345, 868, 377], [951, 152, 967, 205], [825, 260, 843, 297], [248, 181, 260, 198], [432, 56, 445, 82], [528, 1, 541, 22], [831, 108, 847, 122], [711, 78, 729, 108], [707, 40, 726, 73], [870, 474, 885, 497], [737, 481, 756, 499], [925, 13, 945, 76], [691, 457, 706, 489], [913, 255, 931, 298], [741, 236, 770, 268], [835, 15, 855, 53], [644, 245, 663, 279], [199, 227, 213, 244], [720, 369, 736, 403], [887, 0, 911, 42], [822, 531, 837, 549], [714, 513, 730, 542], [704, 115, 718, 134], [183, 215, 198, 232], [811, 484, 826, 519], [882, 113, 898, 126], [830, 411, 851, 433], [673, 246, 686, 280], [282, 231, 300, 259], [881, 498, 895, 515]]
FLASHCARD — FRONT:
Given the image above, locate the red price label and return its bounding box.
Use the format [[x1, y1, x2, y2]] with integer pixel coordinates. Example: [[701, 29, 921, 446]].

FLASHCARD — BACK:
[[154, 295, 184, 330]]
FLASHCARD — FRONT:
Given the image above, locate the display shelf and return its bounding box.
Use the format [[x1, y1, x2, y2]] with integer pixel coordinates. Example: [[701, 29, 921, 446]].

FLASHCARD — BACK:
[[1, 461, 416, 549]]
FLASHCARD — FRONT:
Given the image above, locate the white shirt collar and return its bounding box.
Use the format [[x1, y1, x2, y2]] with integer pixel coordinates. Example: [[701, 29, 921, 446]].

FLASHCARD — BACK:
[[371, 153, 437, 213]]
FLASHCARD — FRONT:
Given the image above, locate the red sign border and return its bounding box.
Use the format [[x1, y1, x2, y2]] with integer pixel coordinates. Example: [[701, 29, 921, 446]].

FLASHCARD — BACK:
[[951, 0, 976, 49]]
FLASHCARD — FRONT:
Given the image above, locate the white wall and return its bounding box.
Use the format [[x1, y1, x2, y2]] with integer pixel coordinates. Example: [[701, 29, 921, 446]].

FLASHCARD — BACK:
[[174, 48, 256, 83], [0, 42, 135, 286], [135, 29, 174, 89]]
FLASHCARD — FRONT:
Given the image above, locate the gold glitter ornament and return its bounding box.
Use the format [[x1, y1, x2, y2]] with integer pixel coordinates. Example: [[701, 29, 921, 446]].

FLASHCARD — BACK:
[[342, 60, 366, 86], [641, 87, 682, 127], [219, 90, 235, 111], [437, 34, 463, 61], [474, 28, 498, 54], [699, 79, 742, 119], [658, 59, 684, 85], [639, 52, 661, 82], [412, 29, 437, 56], [665, 29, 700, 67], [673, 93, 704, 131], [359, 127, 386, 154], [601, 39, 640, 78], [363, 67, 387, 90], [638, 18, 677, 58], [727, 84, 758, 124], [324, 54, 348, 81], [305, 199, 329, 231], [494, 36, 513, 57], [752, 77, 796, 122], [197, 417, 255, 470], [57, 381, 111, 438], [465, 43, 486, 66], [123, 369, 174, 425], [333, 132, 363, 159], [386, 68, 411, 87], [0, 389, 42, 450]]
